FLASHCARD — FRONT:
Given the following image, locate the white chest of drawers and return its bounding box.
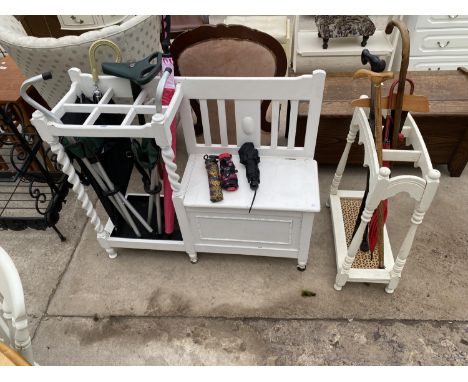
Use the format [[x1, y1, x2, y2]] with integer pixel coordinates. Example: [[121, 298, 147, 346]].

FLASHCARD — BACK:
[[407, 15, 468, 71]]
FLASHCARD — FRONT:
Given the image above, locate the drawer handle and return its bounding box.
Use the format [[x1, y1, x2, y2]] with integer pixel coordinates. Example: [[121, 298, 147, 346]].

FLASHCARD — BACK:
[[70, 15, 84, 24], [448, 15, 458, 19], [437, 41, 450, 48]]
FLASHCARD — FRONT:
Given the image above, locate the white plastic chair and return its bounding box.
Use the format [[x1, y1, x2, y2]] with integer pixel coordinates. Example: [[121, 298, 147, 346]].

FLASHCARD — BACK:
[[0, 246, 34, 365]]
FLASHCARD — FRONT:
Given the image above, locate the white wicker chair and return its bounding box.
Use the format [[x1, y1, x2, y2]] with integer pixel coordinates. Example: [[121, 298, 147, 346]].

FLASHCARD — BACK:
[[0, 246, 34, 365], [0, 15, 161, 107]]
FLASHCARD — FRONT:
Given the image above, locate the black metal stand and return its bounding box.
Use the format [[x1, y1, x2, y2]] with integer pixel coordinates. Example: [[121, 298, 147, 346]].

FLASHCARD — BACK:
[[0, 103, 69, 240]]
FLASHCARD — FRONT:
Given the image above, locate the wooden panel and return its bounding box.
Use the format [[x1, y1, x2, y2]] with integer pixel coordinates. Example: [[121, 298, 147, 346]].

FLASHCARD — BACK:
[[178, 75, 318, 100], [217, 100, 228, 146], [293, 71, 468, 176], [270, 100, 280, 148], [310, 70, 468, 115], [199, 99, 211, 145], [0, 56, 26, 103], [287, 100, 299, 148], [449, 126, 468, 176], [193, 215, 295, 245], [351, 94, 430, 113]]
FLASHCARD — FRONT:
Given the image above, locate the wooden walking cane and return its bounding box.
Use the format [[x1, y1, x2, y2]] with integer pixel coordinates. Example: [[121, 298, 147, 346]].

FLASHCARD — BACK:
[[353, 69, 394, 268], [350, 49, 386, 253], [385, 19, 410, 148]]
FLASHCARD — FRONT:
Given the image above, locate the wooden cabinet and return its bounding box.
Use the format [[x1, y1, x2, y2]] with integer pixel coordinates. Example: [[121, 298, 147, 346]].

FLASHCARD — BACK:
[[407, 15, 468, 70]]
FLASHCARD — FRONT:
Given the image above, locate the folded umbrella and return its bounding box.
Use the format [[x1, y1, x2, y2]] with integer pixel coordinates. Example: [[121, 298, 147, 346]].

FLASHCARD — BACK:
[[238, 142, 260, 213], [160, 15, 177, 235]]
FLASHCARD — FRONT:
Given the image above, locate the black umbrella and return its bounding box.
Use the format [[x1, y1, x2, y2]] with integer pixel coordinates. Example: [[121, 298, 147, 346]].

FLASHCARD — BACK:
[[238, 142, 260, 213]]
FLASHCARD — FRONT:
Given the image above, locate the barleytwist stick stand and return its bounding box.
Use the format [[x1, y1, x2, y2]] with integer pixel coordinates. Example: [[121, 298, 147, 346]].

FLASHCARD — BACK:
[[328, 105, 440, 293], [30, 68, 195, 262]]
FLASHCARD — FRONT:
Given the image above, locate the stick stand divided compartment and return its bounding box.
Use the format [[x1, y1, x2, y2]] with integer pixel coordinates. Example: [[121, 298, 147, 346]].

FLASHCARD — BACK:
[[329, 106, 440, 293], [30, 68, 189, 260]]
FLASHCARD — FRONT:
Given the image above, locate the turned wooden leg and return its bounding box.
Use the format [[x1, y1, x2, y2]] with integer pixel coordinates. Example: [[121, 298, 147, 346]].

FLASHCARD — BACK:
[[188, 251, 198, 264], [322, 38, 329, 49], [361, 35, 369, 47]]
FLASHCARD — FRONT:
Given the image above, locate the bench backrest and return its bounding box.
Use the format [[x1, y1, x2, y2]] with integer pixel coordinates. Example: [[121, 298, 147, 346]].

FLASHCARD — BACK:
[[177, 70, 326, 158]]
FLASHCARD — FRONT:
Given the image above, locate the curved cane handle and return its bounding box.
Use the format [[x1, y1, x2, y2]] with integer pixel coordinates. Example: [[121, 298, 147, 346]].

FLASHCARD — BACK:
[[385, 19, 410, 147], [353, 68, 394, 84], [89, 39, 122, 84]]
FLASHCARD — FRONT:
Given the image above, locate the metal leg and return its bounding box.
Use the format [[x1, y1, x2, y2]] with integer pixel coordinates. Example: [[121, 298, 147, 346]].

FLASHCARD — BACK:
[[89, 161, 142, 237], [94, 162, 154, 235], [117, 192, 154, 233], [85, 161, 134, 228], [155, 191, 162, 235], [147, 166, 162, 234], [51, 225, 66, 242]]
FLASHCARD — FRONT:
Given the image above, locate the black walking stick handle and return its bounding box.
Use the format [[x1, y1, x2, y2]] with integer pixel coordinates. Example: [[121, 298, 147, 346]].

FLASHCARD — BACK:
[[361, 49, 386, 73]]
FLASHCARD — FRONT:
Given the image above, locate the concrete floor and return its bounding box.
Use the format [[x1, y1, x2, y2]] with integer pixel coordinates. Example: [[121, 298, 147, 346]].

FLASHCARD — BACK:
[[1, 108, 468, 365], [1, 158, 467, 365]]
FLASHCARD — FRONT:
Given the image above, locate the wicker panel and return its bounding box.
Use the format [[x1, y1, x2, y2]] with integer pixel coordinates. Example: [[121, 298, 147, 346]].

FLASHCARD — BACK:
[[340, 198, 380, 269]]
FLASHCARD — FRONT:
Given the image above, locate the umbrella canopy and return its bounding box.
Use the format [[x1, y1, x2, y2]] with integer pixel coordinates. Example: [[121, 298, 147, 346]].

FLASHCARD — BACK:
[[160, 15, 178, 235]]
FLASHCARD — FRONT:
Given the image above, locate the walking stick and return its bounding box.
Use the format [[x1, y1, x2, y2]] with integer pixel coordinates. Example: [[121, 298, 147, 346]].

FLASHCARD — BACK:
[[385, 19, 410, 148], [351, 49, 386, 252], [353, 69, 394, 268]]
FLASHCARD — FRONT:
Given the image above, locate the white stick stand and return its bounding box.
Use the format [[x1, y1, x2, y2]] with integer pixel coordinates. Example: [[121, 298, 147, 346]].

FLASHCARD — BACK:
[[31, 68, 193, 261], [328, 105, 440, 293], [31, 68, 326, 268]]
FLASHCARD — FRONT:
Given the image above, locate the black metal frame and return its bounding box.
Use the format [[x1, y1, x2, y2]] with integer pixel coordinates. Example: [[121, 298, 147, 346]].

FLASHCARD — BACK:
[[0, 103, 69, 240]]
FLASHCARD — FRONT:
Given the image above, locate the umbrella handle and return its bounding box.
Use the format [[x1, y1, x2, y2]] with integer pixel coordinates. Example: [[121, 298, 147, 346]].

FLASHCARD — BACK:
[[385, 19, 410, 147], [89, 39, 122, 84], [155, 68, 173, 113]]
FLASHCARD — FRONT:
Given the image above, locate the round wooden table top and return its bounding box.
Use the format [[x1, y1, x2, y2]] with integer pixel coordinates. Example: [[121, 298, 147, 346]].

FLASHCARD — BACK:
[[0, 341, 31, 366]]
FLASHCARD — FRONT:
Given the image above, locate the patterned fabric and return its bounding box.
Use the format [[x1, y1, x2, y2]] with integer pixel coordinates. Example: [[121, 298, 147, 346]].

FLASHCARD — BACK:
[[218, 153, 238, 191], [314, 16, 376, 39], [204, 155, 223, 202], [0, 16, 161, 107]]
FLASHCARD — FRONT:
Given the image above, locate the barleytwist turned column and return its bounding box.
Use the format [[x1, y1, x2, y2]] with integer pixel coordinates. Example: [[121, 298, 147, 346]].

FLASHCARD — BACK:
[[160, 144, 181, 194], [48, 137, 117, 258]]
